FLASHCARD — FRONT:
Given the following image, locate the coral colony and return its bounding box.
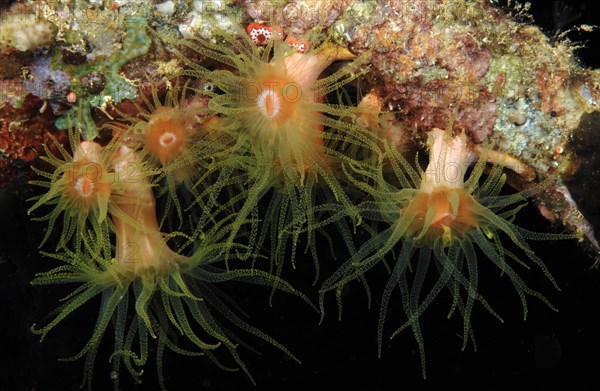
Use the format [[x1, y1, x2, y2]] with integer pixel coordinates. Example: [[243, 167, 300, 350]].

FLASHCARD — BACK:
[[1, 0, 597, 389]]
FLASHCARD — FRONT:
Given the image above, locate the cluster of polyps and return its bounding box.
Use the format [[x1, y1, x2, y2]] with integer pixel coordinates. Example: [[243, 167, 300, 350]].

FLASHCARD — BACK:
[[25, 22, 385, 388], [28, 119, 306, 389], [27, 21, 577, 390], [28, 125, 178, 274]]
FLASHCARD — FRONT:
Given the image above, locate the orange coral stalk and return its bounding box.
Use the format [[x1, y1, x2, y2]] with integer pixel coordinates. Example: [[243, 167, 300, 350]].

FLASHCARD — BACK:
[[111, 145, 184, 274]]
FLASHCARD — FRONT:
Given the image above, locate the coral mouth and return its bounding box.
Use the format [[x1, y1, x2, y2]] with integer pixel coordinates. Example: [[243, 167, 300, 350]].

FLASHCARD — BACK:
[[73, 177, 94, 198], [405, 187, 477, 243]]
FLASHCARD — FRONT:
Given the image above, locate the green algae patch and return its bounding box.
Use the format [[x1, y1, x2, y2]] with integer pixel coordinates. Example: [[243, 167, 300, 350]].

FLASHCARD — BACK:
[[56, 16, 151, 140]]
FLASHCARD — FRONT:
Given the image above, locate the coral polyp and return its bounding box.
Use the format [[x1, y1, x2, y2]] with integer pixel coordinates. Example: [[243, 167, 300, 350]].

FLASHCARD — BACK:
[[402, 129, 479, 245], [114, 80, 206, 175], [320, 127, 576, 377], [56, 142, 112, 217], [107, 79, 225, 226], [169, 29, 378, 278], [27, 125, 126, 249]]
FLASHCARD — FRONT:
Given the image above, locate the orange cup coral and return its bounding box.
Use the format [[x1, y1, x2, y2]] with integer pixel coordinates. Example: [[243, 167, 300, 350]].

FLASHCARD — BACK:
[[28, 125, 126, 249], [167, 28, 379, 282], [320, 126, 575, 377]]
